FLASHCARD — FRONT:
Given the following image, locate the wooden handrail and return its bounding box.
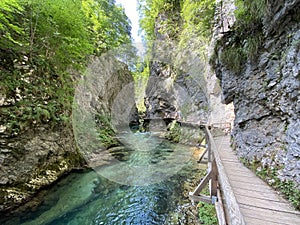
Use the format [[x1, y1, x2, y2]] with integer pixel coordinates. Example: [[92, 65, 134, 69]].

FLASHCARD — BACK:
[[205, 125, 245, 225]]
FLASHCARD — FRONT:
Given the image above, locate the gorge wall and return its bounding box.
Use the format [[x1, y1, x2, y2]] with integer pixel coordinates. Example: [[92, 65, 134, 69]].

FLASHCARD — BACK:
[[213, 0, 300, 193], [144, 1, 210, 125], [0, 59, 136, 213]]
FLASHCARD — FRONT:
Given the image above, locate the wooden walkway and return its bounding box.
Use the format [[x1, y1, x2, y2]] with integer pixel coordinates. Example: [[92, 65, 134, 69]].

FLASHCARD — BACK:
[[189, 124, 300, 225], [214, 135, 300, 225]]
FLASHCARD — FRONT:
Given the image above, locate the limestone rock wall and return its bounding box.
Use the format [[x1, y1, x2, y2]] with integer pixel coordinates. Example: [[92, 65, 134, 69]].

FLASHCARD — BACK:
[[0, 58, 138, 213], [214, 0, 300, 186], [144, 7, 209, 124]]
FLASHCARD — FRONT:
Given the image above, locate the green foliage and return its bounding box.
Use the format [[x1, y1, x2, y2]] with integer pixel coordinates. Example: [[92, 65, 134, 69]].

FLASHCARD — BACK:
[[234, 0, 269, 32], [132, 60, 150, 113], [220, 44, 246, 73], [181, 0, 215, 38], [0, 0, 132, 135], [139, 0, 215, 43], [212, 0, 269, 73], [0, 0, 24, 48], [138, 0, 182, 41], [166, 121, 181, 143], [241, 158, 300, 210], [138, 0, 167, 40], [82, 0, 131, 54], [198, 202, 218, 225], [96, 115, 118, 148], [277, 180, 300, 210]]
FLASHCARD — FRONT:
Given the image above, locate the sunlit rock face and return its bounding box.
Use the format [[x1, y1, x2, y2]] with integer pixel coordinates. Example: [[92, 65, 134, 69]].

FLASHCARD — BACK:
[[84, 59, 139, 127], [213, 0, 300, 186]]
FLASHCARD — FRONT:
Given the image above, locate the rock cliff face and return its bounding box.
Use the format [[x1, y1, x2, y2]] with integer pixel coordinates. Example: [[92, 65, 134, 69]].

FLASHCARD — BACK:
[[213, 0, 300, 187], [0, 58, 137, 212], [144, 6, 209, 125], [0, 123, 83, 213], [84, 57, 139, 127]]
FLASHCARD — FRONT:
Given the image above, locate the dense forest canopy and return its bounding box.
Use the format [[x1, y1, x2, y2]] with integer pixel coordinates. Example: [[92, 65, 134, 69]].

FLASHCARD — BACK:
[[0, 0, 131, 134]]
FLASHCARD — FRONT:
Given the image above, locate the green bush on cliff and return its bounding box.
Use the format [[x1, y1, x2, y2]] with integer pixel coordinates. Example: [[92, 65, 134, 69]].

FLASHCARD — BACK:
[[234, 0, 269, 31], [213, 0, 268, 73], [166, 121, 181, 143], [139, 0, 181, 41], [181, 0, 215, 38], [96, 115, 118, 148]]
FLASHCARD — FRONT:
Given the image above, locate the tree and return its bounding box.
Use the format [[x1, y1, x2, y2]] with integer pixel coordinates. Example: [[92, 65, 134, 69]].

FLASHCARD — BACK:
[[0, 0, 24, 69], [0, 0, 132, 133], [82, 0, 131, 55]]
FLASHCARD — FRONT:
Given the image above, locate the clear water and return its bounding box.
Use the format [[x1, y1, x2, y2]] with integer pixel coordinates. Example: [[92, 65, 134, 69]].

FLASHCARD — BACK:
[[3, 133, 202, 225]]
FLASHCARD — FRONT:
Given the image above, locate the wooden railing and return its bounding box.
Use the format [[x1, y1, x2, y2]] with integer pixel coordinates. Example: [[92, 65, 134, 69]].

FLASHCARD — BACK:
[[189, 124, 245, 225]]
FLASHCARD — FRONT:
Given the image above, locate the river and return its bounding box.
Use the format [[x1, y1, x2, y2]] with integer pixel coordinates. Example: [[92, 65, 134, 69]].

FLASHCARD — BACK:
[[3, 132, 205, 225]]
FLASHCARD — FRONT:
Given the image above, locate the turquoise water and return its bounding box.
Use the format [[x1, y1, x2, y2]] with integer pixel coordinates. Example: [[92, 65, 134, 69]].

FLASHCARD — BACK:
[[3, 133, 201, 225]]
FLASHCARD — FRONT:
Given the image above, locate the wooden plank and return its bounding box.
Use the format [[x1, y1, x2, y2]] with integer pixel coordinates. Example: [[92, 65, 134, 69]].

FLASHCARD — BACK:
[[198, 136, 206, 145], [229, 180, 275, 193], [224, 171, 259, 181], [215, 189, 227, 225], [220, 158, 241, 163], [229, 176, 269, 186], [233, 188, 284, 202], [226, 172, 257, 180], [190, 171, 212, 196], [206, 126, 246, 225], [240, 204, 300, 224], [237, 195, 299, 214], [220, 163, 251, 172], [205, 128, 212, 163], [243, 216, 285, 225], [198, 147, 208, 162], [189, 194, 212, 204], [219, 157, 246, 165], [222, 166, 251, 175]]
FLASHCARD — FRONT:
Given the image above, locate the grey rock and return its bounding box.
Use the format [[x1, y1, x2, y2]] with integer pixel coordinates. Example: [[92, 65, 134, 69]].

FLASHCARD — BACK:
[[214, 0, 300, 187], [0, 60, 138, 212]]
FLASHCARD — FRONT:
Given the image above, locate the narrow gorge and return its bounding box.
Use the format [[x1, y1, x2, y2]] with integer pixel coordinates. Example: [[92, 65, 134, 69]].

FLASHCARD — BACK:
[[0, 0, 299, 224]]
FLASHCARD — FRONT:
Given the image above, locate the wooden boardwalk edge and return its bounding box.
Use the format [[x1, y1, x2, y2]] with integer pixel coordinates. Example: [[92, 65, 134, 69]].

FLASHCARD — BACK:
[[206, 126, 246, 225], [188, 121, 300, 225]]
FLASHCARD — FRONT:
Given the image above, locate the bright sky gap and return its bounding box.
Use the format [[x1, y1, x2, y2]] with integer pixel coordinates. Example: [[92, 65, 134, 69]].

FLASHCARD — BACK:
[[115, 0, 142, 43]]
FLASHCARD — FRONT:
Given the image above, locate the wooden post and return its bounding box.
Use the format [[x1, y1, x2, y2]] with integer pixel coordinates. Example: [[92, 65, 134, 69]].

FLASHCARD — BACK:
[[215, 189, 227, 225], [204, 127, 211, 164], [210, 158, 218, 197]]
